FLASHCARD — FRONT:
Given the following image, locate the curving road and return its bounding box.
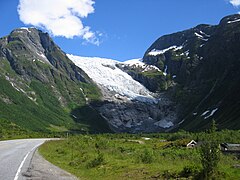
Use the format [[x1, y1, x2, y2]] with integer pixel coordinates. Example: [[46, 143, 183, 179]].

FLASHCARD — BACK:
[[0, 139, 48, 180]]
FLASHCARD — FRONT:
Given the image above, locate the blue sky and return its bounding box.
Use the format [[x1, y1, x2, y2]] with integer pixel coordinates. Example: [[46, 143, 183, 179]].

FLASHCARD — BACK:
[[0, 0, 240, 61]]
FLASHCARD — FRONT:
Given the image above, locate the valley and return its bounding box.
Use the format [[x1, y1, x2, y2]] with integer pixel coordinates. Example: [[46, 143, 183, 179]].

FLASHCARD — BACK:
[[1, 0, 240, 179], [0, 11, 240, 180], [39, 130, 240, 180]]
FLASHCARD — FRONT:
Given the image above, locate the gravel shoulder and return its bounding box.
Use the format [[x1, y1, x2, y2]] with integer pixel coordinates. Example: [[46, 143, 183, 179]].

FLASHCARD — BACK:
[[22, 149, 78, 180]]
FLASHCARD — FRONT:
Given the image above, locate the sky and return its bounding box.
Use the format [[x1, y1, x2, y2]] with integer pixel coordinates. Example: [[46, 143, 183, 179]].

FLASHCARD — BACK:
[[0, 0, 240, 61]]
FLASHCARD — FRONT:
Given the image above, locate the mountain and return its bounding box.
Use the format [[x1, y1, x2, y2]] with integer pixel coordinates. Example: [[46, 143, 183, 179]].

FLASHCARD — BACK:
[[0, 28, 111, 133], [1, 14, 239, 134], [142, 14, 240, 131], [68, 55, 176, 133]]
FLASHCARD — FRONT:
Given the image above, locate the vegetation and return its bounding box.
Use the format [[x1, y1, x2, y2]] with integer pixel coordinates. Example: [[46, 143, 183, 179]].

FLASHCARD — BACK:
[[39, 130, 240, 180], [0, 118, 55, 140], [0, 29, 108, 134], [0, 71, 107, 133], [200, 120, 221, 179]]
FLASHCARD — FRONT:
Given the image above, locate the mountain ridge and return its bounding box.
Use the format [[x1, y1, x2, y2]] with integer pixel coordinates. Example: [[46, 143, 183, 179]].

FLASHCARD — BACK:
[[142, 14, 240, 130], [0, 27, 111, 133], [1, 14, 240, 134]]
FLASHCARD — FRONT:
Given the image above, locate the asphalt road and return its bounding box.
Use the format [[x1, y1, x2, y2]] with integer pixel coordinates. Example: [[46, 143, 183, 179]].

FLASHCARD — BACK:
[[0, 139, 48, 180]]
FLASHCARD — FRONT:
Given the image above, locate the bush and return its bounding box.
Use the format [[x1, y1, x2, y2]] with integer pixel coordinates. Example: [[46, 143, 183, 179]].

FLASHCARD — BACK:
[[95, 137, 108, 149], [180, 165, 200, 178], [86, 152, 105, 168], [137, 149, 154, 164]]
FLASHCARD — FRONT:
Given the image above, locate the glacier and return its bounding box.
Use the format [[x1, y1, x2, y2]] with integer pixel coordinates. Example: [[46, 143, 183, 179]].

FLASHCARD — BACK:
[[68, 54, 177, 132], [68, 54, 158, 104]]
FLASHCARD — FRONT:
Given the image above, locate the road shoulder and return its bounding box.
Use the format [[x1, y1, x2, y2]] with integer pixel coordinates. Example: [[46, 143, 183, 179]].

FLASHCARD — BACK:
[[22, 149, 78, 180]]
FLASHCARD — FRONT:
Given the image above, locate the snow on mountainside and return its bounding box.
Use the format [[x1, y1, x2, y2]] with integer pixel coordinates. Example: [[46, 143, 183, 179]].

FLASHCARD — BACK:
[[67, 54, 158, 104], [122, 58, 161, 72]]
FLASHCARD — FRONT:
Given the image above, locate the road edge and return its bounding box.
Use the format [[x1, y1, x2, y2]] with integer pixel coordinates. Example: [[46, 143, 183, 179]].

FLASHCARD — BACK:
[[21, 143, 78, 180]]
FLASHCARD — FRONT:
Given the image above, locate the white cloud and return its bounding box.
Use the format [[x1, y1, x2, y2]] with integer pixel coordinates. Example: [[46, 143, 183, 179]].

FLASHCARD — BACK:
[[18, 0, 100, 45], [229, 0, 240, 7]]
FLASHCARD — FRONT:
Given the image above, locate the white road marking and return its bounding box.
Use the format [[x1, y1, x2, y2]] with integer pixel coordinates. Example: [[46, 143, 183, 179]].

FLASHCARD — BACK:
[[14, 142, 44, 180]]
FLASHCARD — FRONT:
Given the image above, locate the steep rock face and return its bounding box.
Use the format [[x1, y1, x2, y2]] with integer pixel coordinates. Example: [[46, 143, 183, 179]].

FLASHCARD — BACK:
[[143, 24, 216, 84], [142, 14, 240, 130], [68, 55, 177, 133], [0, 28, 110, 133]]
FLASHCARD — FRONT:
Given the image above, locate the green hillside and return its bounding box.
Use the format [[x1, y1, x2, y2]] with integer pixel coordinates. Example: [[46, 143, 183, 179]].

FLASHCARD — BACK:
[[0, 28, 111, 134]]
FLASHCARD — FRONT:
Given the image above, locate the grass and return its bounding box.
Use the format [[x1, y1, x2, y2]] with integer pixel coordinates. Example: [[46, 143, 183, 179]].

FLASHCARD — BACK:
[[0, 64, 106, 133], [39, 132, 240, 180], [0, 118, 55, 140]]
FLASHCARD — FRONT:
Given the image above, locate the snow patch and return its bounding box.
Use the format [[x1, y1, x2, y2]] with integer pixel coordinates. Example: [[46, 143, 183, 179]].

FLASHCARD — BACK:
[[201, 108, 218, 119], [163, 65, 168, 76], [185, 50, 190, 56], [123, 58, 143, 65], [148, 45, 183, 56], [199, 31, 210, 37], [201, 110, 210, 116], [193, 112, 198, 116], [80, 87, 89, 103], [5, 76, 36, 102], [178, 119, 185, 125], [227, 19, 240, 24], [19, 27, 31, 33], [36, 52, 48, 63], [195, 32, 209, 41], [204, 108, 218, 119], [122, 58, 161, 72], [195, 32, 204, 38], [10, 82, 20, 92]]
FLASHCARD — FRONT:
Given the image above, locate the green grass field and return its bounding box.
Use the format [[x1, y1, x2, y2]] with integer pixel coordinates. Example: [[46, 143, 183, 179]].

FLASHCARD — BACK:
[[39, 131, 240, 180]]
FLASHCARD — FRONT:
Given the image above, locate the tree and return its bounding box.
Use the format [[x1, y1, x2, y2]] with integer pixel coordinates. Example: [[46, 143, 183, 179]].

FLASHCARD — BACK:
[[200, 120, 220, 179]]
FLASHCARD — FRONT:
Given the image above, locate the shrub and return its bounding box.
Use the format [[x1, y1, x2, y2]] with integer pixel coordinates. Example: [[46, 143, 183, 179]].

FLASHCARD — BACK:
[[95, 137, 108, 149], [137, 149, 154, 164], [86, 152, 105, 168], [180, 165, 200, 178]]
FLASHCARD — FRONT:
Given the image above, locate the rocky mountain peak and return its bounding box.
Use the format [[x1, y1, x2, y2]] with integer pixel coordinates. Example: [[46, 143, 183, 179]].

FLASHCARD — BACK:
[[6, 27, 50, 65], [219, 14, 240, 25], [0, 27, 90, 84]]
